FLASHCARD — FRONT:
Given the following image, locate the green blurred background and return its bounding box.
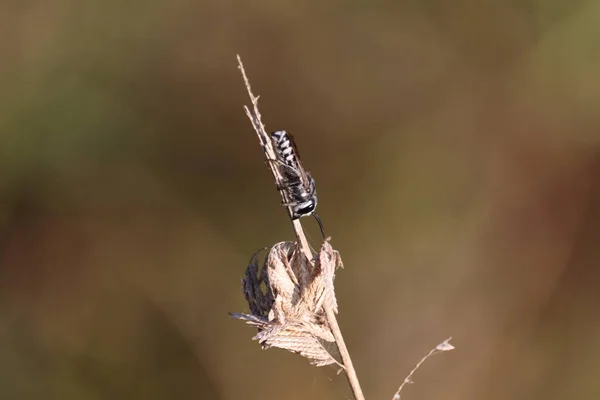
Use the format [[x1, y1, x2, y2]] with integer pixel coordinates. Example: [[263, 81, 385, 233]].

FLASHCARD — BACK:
[[1, 0, 600, 399]]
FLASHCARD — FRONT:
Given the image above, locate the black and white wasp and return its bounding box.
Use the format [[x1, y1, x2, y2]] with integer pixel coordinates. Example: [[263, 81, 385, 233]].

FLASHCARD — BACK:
[[269, 130, 325, 237]]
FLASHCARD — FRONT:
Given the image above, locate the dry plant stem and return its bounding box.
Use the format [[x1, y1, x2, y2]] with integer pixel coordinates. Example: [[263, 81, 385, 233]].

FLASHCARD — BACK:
[[237, 55, 308, 249], [237, 55, 366, 400]]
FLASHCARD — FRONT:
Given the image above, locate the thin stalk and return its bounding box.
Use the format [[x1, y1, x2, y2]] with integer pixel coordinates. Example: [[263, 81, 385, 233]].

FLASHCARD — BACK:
[[237, 55, 366, 400]]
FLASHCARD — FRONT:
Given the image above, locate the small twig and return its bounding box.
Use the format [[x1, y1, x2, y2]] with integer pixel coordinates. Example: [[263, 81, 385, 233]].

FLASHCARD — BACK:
[[237, 55, 366, 400], [391, 338, 455, 400]]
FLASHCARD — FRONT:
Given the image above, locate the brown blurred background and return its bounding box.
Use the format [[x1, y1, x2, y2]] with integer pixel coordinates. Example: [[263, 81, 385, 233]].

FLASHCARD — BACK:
[[1, 0, 600, 399]]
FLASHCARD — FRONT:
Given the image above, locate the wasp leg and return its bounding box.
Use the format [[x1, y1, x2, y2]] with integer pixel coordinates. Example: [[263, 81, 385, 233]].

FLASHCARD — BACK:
[[275, 181, 291, 191], [265, 157, 301, 175], [264, 157, 288, 168]]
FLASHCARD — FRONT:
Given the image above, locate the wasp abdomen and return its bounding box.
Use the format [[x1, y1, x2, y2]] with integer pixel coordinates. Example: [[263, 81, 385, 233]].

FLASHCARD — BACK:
[[271, 131, 300, 169]]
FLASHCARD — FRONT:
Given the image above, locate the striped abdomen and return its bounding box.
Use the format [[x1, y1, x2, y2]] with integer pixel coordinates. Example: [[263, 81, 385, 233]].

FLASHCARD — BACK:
[[271, 130, 301, 171]]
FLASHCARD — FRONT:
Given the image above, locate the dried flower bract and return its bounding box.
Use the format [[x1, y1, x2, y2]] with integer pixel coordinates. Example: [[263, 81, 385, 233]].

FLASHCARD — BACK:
[[231, 240, 343, 367]]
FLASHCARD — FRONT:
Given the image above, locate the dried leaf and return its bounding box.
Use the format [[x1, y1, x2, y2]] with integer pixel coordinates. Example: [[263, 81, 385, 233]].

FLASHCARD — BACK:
[[231, 240, 343, 366]]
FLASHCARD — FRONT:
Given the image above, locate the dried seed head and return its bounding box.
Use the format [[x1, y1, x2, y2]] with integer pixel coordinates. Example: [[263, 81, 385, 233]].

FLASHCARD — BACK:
[[231, 240, 343, 366]]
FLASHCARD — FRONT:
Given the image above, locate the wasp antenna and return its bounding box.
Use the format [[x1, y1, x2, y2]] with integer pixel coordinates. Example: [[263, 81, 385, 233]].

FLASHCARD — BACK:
[[313, 213, 326, 239]]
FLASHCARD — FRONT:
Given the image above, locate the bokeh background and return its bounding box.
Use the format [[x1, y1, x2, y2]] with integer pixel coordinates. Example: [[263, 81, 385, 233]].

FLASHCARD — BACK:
[[2, 1, 600, 399]]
